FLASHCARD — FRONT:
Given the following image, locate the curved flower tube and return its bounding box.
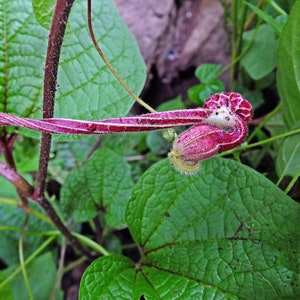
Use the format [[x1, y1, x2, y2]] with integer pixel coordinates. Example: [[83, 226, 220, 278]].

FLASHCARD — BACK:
[[0, 93, 253, 174]]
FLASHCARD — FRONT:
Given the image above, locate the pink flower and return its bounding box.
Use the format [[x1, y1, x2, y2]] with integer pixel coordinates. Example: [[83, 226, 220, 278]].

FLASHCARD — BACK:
[[168, 93, 253, 174]]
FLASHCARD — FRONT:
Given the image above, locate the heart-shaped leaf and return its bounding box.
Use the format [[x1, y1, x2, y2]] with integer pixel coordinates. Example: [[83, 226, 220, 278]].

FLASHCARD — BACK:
[[195, 64, 222, 83], [79, 158, 300, 299]]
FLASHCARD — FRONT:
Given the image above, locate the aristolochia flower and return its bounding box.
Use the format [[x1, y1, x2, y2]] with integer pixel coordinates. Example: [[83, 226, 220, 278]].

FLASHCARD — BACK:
[[168, 92, 253, 174]]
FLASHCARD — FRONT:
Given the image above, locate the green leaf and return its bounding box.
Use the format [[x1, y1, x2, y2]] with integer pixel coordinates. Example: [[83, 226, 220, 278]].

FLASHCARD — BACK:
[[187, 84, 204, 104], [32, 0, 56, 29], [13, 137, 40, 172], [157, 96, 186, 112], [146, 131, 170, 156], [2, 252, 58, 300], [274, 15, 288, 33], [188, 81, 225, 105], [60, 147, 134, 228], [255, 71, 276, 90], [80, 254, 235, 300], [195, 64, 221, 83], [0, 178, 18, 198], [265, 110, 286, 137], [79, 255, 135, 300], [101, 133, 144, 156], [80, 158, 300, 299], [276, 128, 300, 178], [0, 0, 47, 116], [264, 110, 287, 152], [50, 137, 98, 170], [241, 24, 278, 80], [277, 0, 300, 129], [0, 272, 13, 300], [129, 158, 299, 298], [204, 80, 225, 95]]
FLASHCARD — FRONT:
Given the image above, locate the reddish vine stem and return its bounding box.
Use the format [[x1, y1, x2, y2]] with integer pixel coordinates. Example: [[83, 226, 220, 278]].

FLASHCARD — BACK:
[[34, 0, 74, 199]]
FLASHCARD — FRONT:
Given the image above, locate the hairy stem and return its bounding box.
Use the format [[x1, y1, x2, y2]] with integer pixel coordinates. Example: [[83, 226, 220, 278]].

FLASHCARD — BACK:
[[34, 0, 74, 199]]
